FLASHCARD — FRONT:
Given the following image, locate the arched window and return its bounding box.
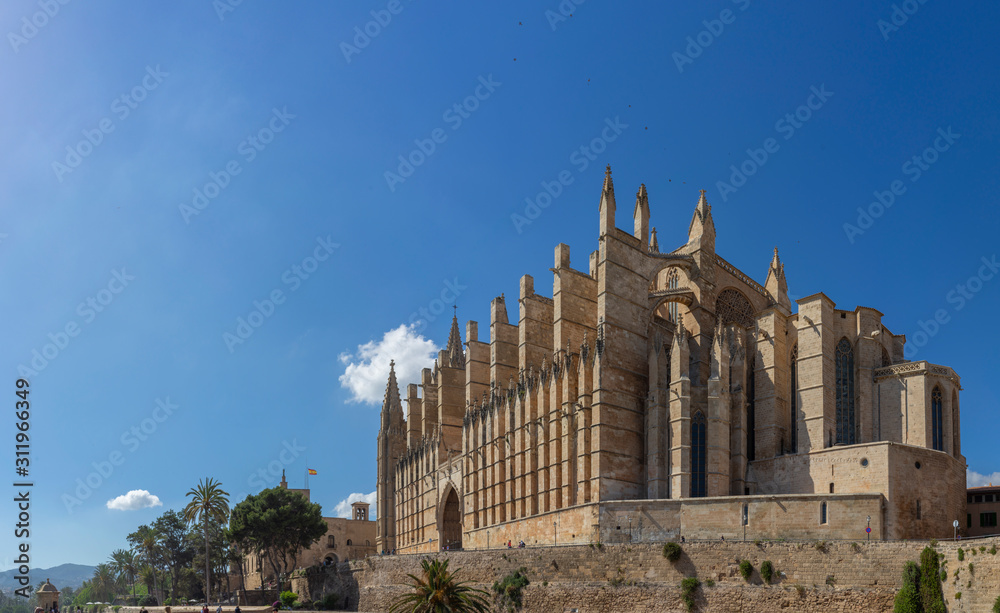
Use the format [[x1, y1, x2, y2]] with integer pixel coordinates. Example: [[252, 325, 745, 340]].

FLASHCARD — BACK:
[[789, 344, 798, 453], [881, 345, 891, 368], [820, 502, 828, 525], [835, 338, 856, 445], [691, 411, 707, 497], [747, 353, 756, 461], [716, 288, 755, 329], [667, 268, 680, 324], [346, 539, 352, 546], [931, 387, 943, 451]]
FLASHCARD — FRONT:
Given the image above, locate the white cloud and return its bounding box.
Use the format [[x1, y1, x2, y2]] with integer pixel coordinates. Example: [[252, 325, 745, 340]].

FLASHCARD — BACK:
[[968, 468, 1000, 488], [339, 324, 438, 404], [332, 491, 377, 519], [106, 489, 163, 511]]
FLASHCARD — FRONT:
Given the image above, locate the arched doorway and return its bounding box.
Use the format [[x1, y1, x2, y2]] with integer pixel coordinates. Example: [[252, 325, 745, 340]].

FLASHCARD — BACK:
[[440, 487, 462, 550]]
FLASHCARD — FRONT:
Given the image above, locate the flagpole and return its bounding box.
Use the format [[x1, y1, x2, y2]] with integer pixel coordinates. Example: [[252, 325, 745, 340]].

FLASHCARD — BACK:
[[305, 468, 309, 490]]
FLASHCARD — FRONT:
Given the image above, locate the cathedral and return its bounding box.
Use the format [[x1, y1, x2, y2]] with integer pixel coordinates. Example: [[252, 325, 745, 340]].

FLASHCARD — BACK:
[[375, 167, 966, 553]]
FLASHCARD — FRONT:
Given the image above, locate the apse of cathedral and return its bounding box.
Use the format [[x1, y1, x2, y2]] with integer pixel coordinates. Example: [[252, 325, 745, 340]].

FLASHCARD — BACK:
[[376, 167, 966, 553]]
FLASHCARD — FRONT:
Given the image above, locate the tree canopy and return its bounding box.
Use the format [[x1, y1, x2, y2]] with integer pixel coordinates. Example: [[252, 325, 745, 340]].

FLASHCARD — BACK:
[[228, 486, 328, 582]]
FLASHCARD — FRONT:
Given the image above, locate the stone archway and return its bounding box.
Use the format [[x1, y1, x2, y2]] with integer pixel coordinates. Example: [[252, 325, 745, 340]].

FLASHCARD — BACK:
[[439, 487, 462, 550]]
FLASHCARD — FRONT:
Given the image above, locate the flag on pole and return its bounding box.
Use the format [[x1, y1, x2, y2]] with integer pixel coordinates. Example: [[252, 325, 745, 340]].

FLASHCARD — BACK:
[[308, 469, 318, 475]]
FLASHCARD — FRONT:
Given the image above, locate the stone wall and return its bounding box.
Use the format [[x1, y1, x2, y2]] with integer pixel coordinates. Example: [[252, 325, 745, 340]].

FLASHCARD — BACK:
[[293, 538, 1000, 612]]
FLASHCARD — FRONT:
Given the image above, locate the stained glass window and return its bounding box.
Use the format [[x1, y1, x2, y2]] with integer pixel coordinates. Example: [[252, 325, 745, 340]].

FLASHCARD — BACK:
[[835, 338, 855, 445]]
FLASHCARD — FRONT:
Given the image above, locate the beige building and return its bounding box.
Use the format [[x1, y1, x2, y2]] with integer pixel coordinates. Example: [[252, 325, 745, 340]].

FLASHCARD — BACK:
[[243, 473, 375, 588], [966, 485, 1000, 537], [375, 168, 967, 553]]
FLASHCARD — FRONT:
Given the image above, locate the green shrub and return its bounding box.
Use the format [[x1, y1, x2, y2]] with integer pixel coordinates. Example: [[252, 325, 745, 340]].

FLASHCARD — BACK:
[[794, 585, 805, 598], [814, 541, 827, 552], [919, 546, 946, 613], [940, 569, 946, 582], [739, 560, 753, 582], [955, 592, 962, 599], [680, 577, 700, 612], [929, 539, 938, 548], [991, 545, 998, 555], [894, 561, 921, 613], [315, 593, 339, 610], [850, 542, 861, 552], [958, 547, 965, 561], [663, 542, 683, 562], [705, 579, 715, 587], [493, 567, 530, 611], [280, 590, 299, 608], [992, 594, 1000, 612], [970, 562, 975, 574], [760, 560, 774, 584]]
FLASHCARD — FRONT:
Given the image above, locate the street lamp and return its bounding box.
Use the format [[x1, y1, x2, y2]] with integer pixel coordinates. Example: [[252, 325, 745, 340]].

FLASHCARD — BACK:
[[553, 521, 557, 546], [627, 516, 632, 543]]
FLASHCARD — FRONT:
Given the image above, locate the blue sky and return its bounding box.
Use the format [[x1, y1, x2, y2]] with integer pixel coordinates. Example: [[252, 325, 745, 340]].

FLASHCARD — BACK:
[[2, 0, 999, 571]]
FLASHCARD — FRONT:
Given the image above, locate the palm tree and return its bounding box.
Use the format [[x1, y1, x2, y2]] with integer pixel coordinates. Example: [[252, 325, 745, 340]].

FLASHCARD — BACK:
[[183, 478, 230, 605], [91, 563, 119, 603], [109, 549, 139, 604], [132, 525, 163, 604], [389, 558, 489, 613]]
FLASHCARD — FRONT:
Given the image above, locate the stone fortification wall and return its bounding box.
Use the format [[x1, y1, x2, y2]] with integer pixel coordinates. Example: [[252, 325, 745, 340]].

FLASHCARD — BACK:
[[293, 538, 1000, 612]]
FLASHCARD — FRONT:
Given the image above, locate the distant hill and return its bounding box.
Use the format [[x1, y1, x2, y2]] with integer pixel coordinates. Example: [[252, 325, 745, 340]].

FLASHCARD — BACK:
[[0, 564, 95, 592]]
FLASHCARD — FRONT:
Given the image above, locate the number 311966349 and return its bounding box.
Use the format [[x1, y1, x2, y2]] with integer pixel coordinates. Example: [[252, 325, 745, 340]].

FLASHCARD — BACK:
[[15, 379, 30, 476]]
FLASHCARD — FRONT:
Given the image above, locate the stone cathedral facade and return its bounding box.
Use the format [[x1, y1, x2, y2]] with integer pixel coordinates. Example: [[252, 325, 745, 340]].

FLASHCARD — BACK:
[[375, 168, 966, 554]]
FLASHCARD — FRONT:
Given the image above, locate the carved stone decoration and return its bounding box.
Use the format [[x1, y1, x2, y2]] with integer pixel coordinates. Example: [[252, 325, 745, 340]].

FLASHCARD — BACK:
[[716, 288, 755, 329]]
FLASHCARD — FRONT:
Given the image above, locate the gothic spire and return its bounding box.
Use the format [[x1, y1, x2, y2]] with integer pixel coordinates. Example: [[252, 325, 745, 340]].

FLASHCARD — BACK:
[[650, 227, 659, 253], [599, 165, 617, 235], [687, 189, 716, 250], [764, 247, 791, 311], [381, 360, 403, 428], [634, 183, 650, 249], [445, 309, 465, 368]]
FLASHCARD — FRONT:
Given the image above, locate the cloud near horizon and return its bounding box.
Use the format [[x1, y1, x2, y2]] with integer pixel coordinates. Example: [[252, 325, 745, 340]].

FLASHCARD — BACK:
[[339, 324, 438, 405], [107, 489, 163, 511], [968, 468, 1000, 488], [333, 491, 377, 519]]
